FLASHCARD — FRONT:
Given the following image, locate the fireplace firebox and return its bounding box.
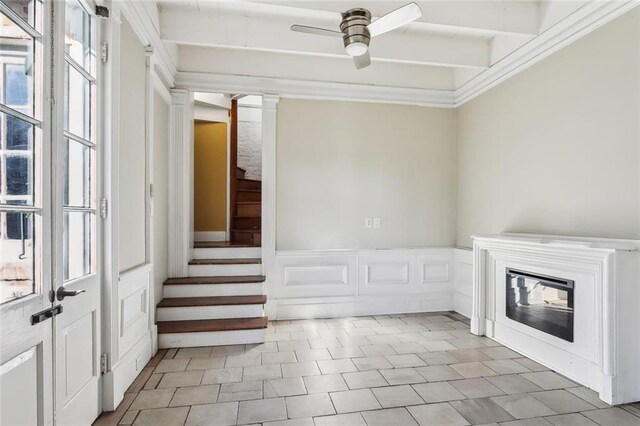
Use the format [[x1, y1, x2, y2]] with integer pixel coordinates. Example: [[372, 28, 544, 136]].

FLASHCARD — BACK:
[[505, 268, 574, 342]]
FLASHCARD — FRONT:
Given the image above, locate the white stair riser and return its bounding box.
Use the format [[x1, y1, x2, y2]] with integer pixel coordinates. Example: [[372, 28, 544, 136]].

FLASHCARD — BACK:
[[188, 263, 262, 277], [157, 304, 264, 321], [193, 247, 262, 259], [164, 283, 263, 298], [159, 328, 266, 348]]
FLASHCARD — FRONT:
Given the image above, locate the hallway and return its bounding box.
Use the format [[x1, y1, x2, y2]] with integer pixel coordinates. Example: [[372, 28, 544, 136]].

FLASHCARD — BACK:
[[94, 313, 640, 426]]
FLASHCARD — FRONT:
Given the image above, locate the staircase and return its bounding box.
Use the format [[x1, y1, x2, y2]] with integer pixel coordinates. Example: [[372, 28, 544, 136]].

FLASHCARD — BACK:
[[156, 241, 267, 348], [232, 167, 261, 245]]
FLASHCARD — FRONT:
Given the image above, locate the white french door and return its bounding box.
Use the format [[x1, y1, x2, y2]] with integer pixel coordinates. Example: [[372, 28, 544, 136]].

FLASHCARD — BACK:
[[0, 1, 54, 424], [0, 0, 101, 424], [52, 0, 101, 424]]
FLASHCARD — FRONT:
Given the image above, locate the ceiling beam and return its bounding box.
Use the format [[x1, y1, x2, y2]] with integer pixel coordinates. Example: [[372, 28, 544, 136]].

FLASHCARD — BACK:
[[178, 45, 455, 91], [161, 1, 541, 36], [160, 5, 491, 69]]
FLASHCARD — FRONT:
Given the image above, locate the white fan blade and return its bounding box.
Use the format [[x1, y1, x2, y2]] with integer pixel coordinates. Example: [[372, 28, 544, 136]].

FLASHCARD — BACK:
[[291, 25, 342, 37], [367, 2, 422, 37], [353, 51, 371, 70]]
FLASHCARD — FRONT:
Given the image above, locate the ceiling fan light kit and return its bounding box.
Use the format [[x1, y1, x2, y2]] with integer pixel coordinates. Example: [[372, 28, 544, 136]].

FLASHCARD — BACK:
[[290, 2, 422, 70], [340, 8, 372, 57]]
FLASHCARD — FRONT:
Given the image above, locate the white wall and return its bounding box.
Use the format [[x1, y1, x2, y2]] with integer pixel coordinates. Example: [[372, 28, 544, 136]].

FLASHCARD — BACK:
[[456, 8, 640, 248], [152, 92, 170, 305], [238, 100, 262, 181], [118, 18, 147, 272], [276, 99, 457, 251]]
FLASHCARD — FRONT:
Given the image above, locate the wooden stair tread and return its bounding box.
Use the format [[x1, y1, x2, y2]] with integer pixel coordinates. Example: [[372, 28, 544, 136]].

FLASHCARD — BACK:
[[164, 276, 265, 285], [157, 317, 268, 334], [237, 189, 260, 193], [189, 258, 262, 265], [158, 295, 267, 308], [194, 241, 260, 248]]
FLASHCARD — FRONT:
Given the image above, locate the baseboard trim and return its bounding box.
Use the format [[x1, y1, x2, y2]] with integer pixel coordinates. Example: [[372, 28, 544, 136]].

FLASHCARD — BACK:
[[274, 292, 453, 320], [194, 231, 226, 242], [102, 332, 153, 411], [453, 293, 472, 319]]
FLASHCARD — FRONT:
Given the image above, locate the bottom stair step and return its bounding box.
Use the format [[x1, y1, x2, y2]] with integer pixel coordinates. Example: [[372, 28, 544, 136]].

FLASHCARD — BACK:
[[156, 295, 266, 321], [157, 317, 268, 348]]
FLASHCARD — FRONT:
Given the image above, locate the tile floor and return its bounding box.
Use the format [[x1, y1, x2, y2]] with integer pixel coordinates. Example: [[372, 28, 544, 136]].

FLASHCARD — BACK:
[[94, 312, 640, 426]]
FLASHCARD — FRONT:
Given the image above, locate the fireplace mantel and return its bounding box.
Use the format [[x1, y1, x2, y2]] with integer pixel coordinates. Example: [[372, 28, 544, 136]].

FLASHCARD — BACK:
[[470, 233, 640, 405]]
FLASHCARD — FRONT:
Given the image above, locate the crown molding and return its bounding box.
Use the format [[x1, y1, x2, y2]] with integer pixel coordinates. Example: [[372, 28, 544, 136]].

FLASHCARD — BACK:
[[454, 0, 638, 106], [173, 1, 637, 109], [174, 72, 456, 108], [119, 0, 177, 87]]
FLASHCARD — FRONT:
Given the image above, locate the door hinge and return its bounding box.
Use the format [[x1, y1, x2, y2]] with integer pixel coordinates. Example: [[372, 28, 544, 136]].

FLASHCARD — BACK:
[[101, 353, 109, 375], [100, 198, 108, 219], [31, 305, 63, 325], [150, 183, 154, 199], [96, 5, 110, 18], [101, 42, 108, 63]]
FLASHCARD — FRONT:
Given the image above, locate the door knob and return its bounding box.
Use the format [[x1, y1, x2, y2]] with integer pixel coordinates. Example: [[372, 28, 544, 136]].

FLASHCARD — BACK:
[[56, 287, 86, 301]]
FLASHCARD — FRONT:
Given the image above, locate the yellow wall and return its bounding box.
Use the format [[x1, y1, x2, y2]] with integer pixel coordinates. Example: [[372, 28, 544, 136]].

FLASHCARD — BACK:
[[194, 121, 227, 231]]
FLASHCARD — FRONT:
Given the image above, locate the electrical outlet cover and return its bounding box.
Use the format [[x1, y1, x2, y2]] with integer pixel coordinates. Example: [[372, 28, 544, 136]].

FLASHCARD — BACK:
[[365, 218, 373, 228]]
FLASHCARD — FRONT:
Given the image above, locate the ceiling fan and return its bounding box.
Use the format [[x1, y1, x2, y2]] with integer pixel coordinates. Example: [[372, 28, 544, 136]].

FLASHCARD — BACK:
[[290, 3, 422, 70]]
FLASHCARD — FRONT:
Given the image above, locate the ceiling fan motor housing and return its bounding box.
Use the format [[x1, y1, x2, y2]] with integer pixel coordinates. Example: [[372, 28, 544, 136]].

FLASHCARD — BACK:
[[340, 8, 371, 54]]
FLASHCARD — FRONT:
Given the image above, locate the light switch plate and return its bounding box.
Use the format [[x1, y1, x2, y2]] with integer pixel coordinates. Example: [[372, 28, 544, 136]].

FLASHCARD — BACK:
[[373, 218, 381, 228]]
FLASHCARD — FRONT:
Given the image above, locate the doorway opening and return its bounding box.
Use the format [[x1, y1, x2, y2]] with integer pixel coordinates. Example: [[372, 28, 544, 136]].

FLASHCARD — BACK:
[[193, 93, 263, 247]]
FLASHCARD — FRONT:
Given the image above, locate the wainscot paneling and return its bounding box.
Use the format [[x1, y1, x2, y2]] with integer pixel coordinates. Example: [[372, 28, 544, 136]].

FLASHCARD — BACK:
[[104, 264, 154, 411], [452, 248, 473, 318], [118, 266, 151, 355], [274, 248, 455, 318], [276, 254, 358, 299]]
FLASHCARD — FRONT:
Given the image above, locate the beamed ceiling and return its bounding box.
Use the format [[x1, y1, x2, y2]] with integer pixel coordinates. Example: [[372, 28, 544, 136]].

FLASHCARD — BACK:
[[157, 1, 636, 100]]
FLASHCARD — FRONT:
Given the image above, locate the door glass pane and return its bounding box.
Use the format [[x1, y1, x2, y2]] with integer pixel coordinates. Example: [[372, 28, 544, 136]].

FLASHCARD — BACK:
[[64, 138, 91, 208], [3, 1, 36, 27], [63, 211, 91, 281], [64, 63, 91, 141], [6, 155, 31, 195], [0, 211, 34, 303], [5, 113, 33, 150], [1, 12, 34, 117], [65, 0, 93, 74], [1, 112, 34, 206]]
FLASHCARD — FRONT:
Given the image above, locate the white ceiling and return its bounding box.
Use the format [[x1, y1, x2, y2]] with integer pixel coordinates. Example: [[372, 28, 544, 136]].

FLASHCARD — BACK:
[[156, 1, 618, 92]]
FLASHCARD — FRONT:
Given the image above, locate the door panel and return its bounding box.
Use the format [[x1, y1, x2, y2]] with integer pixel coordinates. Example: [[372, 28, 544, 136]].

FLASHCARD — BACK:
[[56, 309, 99, 426], [0, 346, 42, 426]]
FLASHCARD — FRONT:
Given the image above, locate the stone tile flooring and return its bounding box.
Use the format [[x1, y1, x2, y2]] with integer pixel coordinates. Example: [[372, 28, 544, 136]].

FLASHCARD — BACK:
[[94, 312, 640, 426]]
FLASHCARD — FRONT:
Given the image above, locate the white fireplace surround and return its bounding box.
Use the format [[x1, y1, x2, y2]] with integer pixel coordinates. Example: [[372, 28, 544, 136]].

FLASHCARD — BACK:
[[470, 233, 640, 405]]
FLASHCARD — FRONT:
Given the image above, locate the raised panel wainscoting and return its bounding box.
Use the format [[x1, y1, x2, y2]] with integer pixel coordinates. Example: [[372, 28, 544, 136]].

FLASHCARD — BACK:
[[103, 265, 154, 411], [274, 249, 457, 319], [452, 248, 473, 318]]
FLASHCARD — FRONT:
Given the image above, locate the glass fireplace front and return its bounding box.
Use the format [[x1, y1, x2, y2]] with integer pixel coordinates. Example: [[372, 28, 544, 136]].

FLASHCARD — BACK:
[[505, 269, 574, 342]]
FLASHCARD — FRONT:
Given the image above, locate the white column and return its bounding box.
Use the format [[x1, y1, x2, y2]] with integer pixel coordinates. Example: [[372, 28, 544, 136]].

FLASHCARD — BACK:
[[168, 89, 194, 278], [262, 94, 279, 319]]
